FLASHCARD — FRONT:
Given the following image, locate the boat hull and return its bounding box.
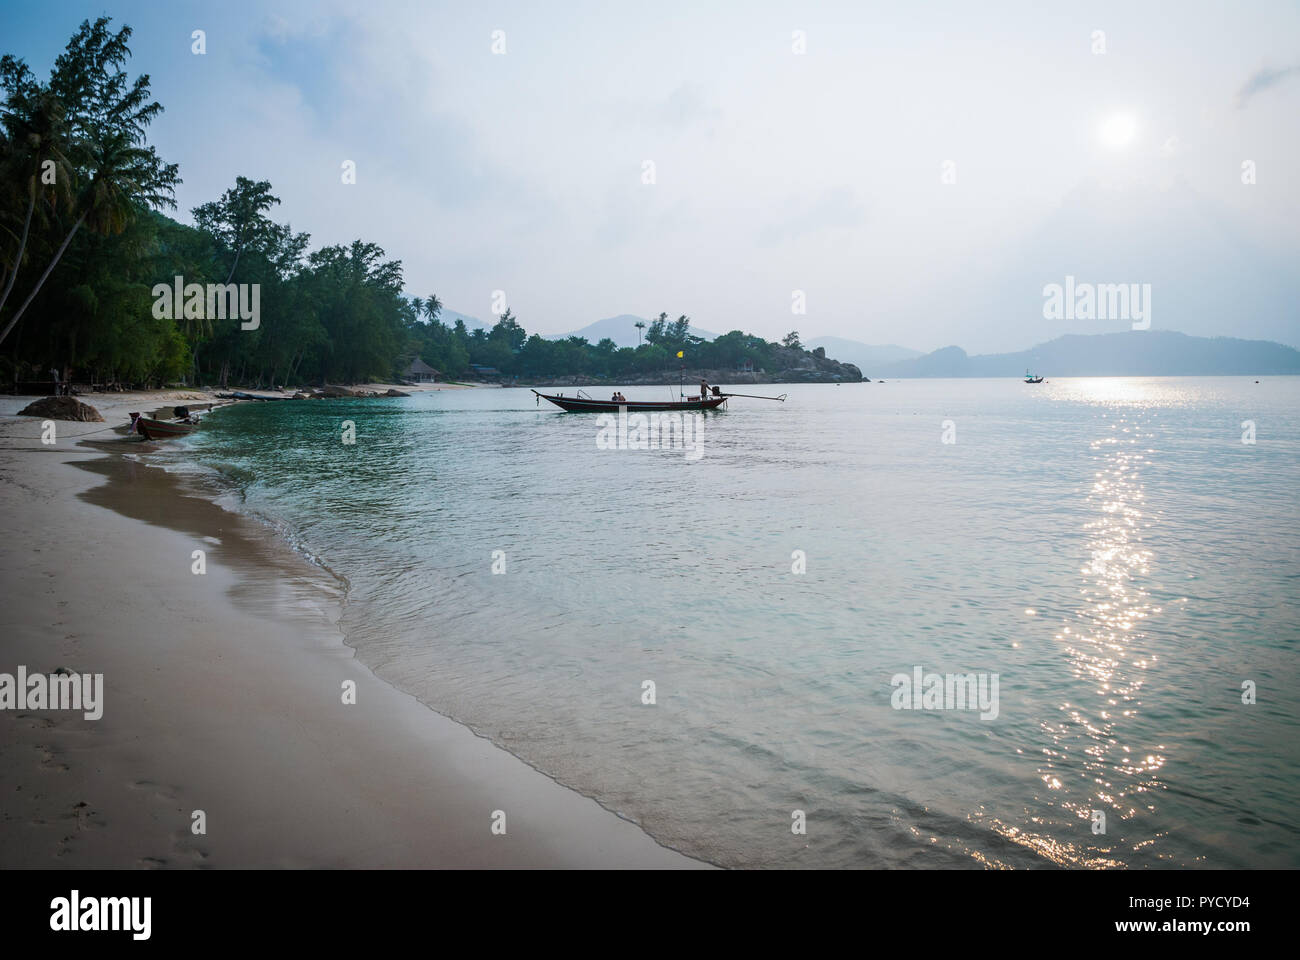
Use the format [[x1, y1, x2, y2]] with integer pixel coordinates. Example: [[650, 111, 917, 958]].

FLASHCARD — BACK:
[[532, 391, 727, 412], [136, 417, 197, 439]]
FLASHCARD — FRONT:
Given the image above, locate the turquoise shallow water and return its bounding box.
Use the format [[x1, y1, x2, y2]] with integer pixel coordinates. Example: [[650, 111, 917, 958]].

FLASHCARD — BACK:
[[154, 378, 1300, 868]]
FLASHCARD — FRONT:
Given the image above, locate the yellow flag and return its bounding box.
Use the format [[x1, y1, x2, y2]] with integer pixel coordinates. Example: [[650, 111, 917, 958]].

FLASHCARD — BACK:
[[676, 351, 683, 358]]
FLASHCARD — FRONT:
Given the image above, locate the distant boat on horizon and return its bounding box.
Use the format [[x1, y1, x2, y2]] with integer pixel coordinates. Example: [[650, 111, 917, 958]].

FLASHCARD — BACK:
[[1024, 368, 1045, 384]]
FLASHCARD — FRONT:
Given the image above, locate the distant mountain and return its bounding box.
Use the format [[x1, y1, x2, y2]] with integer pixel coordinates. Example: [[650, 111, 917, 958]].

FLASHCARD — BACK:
[[546, 315, 719, 348], [875, 331, 1300, 377], [439, 309, 491, 332], [805, 337, 921, 372]]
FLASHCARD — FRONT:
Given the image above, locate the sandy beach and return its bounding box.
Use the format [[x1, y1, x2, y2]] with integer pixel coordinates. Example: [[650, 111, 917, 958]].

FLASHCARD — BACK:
[[0, 388, 705, 868]]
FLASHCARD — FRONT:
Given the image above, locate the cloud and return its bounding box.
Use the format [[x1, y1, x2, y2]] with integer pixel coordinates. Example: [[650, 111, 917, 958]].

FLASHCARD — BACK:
[[1235, 63, 1300, 108], [606, 82, 721, 133], [758, 186, 868, 246], [655, 84, 720, 130]]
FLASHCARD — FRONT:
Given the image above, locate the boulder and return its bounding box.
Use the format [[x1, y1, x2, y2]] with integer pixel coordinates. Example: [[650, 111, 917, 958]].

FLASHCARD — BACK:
[[384, 388, 410, 397], [17, 396, 104, 422]]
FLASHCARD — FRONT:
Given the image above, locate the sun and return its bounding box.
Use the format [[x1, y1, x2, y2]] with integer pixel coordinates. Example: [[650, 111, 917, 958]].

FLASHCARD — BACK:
[[1097, 112, 1138, 149]]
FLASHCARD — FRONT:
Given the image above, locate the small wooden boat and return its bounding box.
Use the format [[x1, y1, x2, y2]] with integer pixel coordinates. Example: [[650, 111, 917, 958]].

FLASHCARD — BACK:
[[532, 390, 728, 412], [128, 412, 198, 439], [215, 391, 290, 401]]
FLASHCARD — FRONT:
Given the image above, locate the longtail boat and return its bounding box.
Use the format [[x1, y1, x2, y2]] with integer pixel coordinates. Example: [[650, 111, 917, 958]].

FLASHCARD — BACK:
[[128, 412, 199, 439], [532, 390, 728, 412]]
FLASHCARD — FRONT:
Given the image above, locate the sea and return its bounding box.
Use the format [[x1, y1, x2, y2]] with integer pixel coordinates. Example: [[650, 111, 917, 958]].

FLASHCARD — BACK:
[[147, 377, 1300, 868]]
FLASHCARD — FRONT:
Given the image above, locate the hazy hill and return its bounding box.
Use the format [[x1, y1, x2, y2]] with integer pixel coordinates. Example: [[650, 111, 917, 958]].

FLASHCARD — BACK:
[[805, 337, 921, 371], [436, 310, 720, 347], [440, 309, 491, 332], [546, 315, 718, 347], [875, 331, 1300, 377]]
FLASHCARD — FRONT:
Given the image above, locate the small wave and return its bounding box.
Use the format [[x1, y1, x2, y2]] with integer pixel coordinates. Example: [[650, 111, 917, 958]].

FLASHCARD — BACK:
[[131, 440, 352, 601]]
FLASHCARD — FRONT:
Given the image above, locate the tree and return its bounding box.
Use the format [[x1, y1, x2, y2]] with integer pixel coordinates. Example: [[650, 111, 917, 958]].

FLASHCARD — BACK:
[[0, 81, 73, 317], [782, 330, 801, 350], [669, 315, 691, 343], [191, 176, 278, 283], [302, 240, 407, 382], [645, 312, 668, 344], [490, 307, 526, 353], [1, 129, 179, 347], [0, 18, 179, 347]]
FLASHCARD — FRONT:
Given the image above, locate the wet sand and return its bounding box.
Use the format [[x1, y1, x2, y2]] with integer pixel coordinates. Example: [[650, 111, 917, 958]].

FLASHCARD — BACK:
[[0, 391, 705, 868]]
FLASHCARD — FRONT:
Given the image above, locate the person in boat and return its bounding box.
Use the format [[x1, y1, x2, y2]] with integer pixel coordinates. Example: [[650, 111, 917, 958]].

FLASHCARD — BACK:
[[611, 392, 619, 401], [699, 378, 710, 402]]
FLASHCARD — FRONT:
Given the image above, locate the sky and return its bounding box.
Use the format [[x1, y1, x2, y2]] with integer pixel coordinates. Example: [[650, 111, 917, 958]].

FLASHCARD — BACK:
[[3, 0, 1298, 353]]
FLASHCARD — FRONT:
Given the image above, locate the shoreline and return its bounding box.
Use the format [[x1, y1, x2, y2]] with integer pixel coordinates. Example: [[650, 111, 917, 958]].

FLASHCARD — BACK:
[[0, 390, 708, 868]]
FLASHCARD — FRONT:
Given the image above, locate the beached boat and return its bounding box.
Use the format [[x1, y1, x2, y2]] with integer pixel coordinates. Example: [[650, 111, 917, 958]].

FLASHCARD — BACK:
[[532, 390, 728, 412], [129, 412, 198, 439], [214, 390, 289, 401]]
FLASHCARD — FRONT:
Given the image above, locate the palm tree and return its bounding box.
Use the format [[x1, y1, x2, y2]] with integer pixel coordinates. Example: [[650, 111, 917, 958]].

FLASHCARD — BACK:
[[0, 19, 179, 348], [635, 319, 645, 345], [423, 294, 442, 323], [0, 130, 179, 346], [0, 86, 74, 318]]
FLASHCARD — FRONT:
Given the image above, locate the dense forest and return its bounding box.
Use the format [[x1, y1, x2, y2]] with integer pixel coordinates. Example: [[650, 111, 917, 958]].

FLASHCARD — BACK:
[[1, 19, 845, 390], [420, 311, 823, 381]]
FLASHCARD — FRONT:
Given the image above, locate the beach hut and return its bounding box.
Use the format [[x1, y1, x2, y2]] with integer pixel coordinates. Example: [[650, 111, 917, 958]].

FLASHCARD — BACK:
[[402, 357, 440, 383]]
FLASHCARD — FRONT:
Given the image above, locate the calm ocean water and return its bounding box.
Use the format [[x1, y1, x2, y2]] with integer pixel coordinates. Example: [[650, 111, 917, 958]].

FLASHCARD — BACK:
[[154, 378, 1300, 868]]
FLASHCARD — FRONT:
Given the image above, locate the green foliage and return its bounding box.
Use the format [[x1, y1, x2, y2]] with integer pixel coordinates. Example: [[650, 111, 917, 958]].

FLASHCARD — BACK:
[[428, 313, 818, 381], [1, 16, 181, 377]]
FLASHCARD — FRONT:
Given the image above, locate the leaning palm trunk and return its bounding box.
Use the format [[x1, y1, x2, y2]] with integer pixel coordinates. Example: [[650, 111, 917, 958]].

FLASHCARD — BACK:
[[225, 245, 242, 285], [0, 209, 87, 347], [0, 188, 37, 317]]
